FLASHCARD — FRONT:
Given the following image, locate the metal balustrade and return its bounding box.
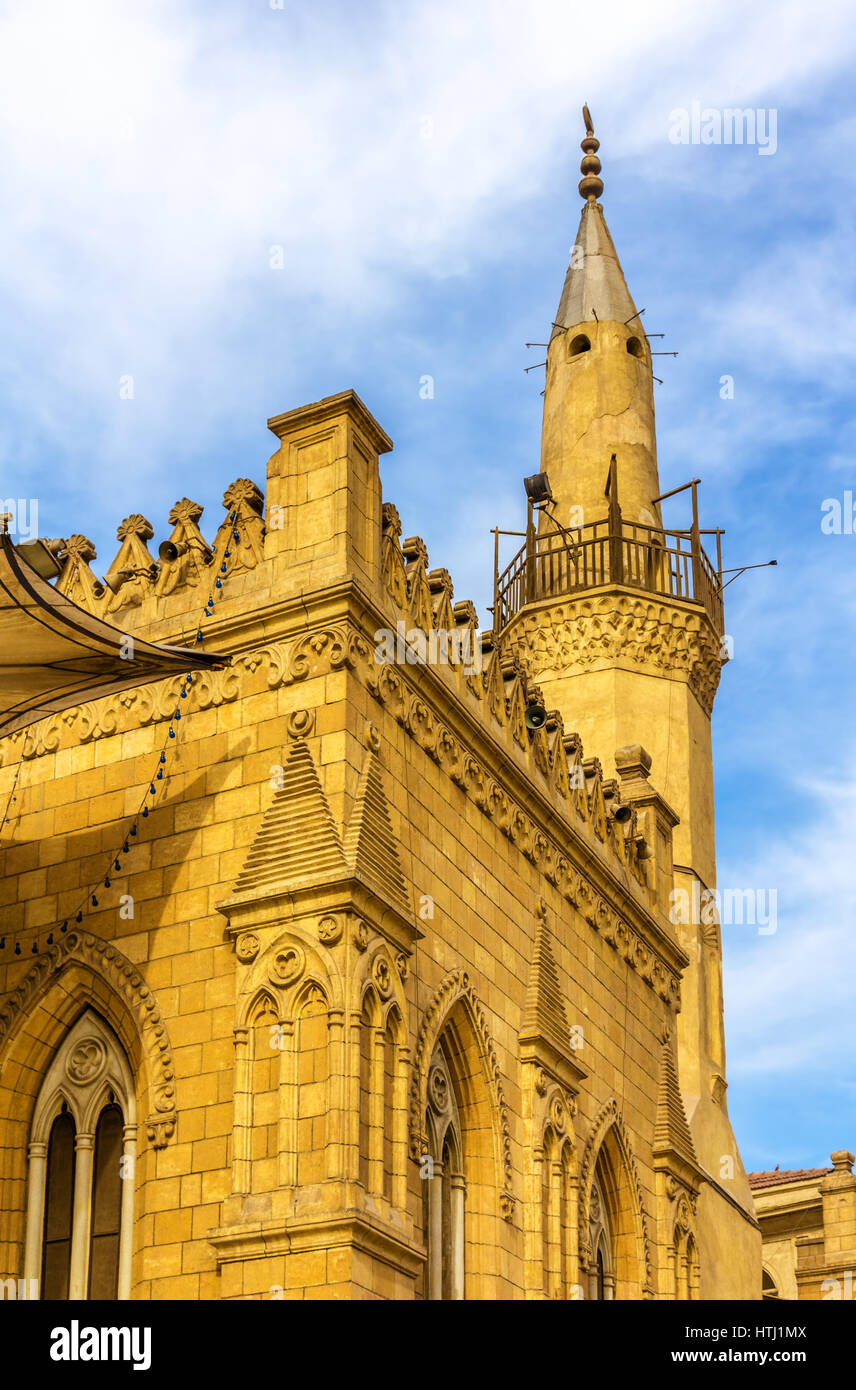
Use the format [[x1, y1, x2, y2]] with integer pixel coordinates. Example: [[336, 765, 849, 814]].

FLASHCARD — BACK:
[[492, 511, 724, 635]]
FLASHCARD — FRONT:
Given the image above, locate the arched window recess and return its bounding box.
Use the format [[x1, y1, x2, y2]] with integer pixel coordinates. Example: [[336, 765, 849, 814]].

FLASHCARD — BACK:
[[24, 1009, 137, 1301]]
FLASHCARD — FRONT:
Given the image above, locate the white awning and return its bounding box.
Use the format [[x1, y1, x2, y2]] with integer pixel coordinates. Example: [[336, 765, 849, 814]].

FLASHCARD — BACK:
[[0, 533, 225, 739]]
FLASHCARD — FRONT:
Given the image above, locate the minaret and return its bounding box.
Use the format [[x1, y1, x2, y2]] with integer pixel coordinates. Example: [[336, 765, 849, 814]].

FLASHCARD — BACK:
[[499, 110, 759, 1295]]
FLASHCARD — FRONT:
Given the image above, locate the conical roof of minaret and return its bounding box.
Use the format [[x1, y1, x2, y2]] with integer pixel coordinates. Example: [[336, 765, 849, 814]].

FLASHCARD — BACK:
[[551, 204, 639, 340], [550, 106, 640, 340]]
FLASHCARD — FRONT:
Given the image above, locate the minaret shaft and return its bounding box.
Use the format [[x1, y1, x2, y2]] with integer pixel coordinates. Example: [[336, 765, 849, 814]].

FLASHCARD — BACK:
[[540, 312, 661, 531]]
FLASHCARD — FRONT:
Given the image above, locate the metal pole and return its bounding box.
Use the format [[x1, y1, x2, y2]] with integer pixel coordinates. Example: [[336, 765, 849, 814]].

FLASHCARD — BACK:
[[607, 455, 624, 586], [525, 498, 535, 603], [690, 479, 702, 602]]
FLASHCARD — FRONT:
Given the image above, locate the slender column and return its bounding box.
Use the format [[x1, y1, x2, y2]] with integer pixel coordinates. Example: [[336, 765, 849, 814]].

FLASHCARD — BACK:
[[349, 1013, 363, 1185], [23, 1140, 48, 1290], [118, 1124, 137, 1301], [232, 1026, 252, 1193], [567, 1176, 580, 1295], [392, 1044, 410, 1211], [667, 1243, 677, 1300], [368, 1026, 385, 1194], [678, 1248, 689, 1301], [68, 1134, 94, 1301], [427, 1160, 444, 1300], [450, 1173, 466, 1301], [526, 1143, 545, 1299], [546, 1160, 563, 1296], [277, 1020, 297, 1188], [327, 1009, 345, 1179]]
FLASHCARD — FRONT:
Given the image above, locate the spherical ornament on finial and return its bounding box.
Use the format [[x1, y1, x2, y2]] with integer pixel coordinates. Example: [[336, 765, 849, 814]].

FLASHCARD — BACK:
[[579, 104, 604, 201]]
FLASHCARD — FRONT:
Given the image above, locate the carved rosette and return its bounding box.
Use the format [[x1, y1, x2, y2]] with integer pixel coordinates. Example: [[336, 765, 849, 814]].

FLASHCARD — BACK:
[[371, 953, 393, 999], [65, 1037, 107, 1086], [317, 914, 343, 945], [236, 933, 260, 963], [428, 1064, 450, 1115], [286, 708, 315, 738], [269, 945, 305, 986]]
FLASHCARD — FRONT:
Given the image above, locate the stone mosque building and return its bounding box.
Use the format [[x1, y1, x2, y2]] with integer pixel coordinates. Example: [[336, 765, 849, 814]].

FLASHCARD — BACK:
[[0, 113, 763, 1299]]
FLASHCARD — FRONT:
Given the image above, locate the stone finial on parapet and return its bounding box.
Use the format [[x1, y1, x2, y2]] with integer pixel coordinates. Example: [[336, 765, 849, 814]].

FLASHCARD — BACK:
[[214, 479, 265, 577], [820, 1151, 856, 1260], [156, 498, 214, 596], [614, 744, 653, 793], [823, 1151, 856, 1185], [615, 744, 679, 919], [56, 535, 104, 613], [104, 514, 157, 613]]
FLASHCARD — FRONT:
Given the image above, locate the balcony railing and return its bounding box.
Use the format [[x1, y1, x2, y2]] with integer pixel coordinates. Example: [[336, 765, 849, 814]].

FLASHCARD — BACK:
[[492, 511, 724, 635]]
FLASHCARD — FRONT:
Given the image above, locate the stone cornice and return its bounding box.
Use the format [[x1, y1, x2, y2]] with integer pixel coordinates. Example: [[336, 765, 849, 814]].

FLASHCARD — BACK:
[[207, 1208, 424, 1274], [217, 874, 422, 959], [267, 389, 394, 456], [503, 585, 724, 717]]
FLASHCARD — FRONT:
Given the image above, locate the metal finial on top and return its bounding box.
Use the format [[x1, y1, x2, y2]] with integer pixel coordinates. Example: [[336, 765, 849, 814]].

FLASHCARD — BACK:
[[578, 104, 604, 202]]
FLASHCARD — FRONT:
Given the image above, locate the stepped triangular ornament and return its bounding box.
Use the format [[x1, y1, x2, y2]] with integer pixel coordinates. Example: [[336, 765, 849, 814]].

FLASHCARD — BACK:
[[235, 739, 346, 894], [653, 1031, 699, 1169], [344, 750, 408, 910], [520, 899, 570, 1058]]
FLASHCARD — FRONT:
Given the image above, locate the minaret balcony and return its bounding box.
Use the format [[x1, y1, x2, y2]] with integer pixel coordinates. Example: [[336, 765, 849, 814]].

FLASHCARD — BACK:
[[493, 515, 724, 636]]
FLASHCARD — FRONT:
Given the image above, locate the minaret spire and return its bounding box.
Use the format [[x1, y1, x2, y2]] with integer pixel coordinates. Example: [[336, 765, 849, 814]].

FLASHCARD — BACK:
[[539, 108, 661, 529]]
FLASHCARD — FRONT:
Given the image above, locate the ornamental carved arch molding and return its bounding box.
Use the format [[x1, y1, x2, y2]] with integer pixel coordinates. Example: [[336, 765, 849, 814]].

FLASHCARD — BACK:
[[234, 924, 345, 1027], [0, 931, 177, 1149], [578, 1098, 655, 1298], [408, 968, 515, 1221], [535, 1075, 579, 1173]]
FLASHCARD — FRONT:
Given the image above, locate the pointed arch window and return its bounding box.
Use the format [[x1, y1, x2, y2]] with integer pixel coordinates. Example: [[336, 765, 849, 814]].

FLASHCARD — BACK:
[[24, 1011, 137, 1301], [588, 1170, 615, 1300], [541, 1124, 575, 1299]]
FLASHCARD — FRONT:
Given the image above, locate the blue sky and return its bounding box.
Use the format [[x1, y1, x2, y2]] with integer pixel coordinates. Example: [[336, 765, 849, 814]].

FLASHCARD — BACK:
[[1, 0, 854, 1172]]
